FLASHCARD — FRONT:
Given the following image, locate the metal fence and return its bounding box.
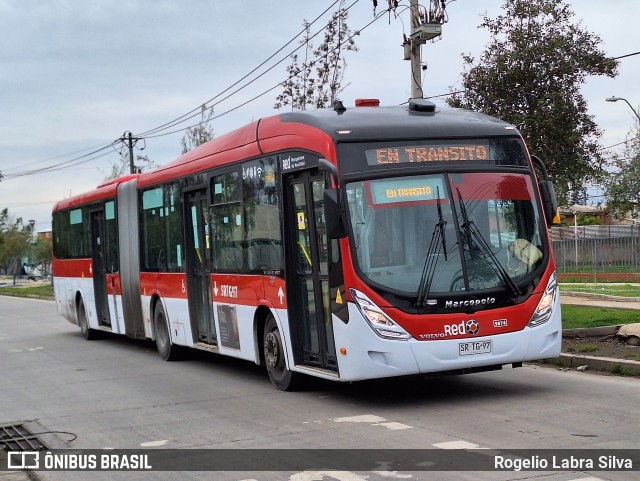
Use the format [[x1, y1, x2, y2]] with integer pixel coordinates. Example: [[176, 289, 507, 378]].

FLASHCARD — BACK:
[[550, 225, 640, 276]]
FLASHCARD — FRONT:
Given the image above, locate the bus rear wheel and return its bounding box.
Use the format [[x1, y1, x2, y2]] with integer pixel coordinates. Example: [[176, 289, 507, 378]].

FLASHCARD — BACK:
[[78, 298, 98, 340], [263, 314, 299, 391], [154, 302, 180, 361]]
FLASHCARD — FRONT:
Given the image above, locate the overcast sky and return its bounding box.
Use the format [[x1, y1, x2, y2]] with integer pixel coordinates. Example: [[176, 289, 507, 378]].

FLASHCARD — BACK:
[[1, 0, 638, 232]]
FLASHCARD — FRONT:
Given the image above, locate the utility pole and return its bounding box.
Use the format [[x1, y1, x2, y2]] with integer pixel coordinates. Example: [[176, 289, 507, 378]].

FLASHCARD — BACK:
[[119, 131, 142, 174], [409, 0, 422, 99], [405, 0, 444, 99]]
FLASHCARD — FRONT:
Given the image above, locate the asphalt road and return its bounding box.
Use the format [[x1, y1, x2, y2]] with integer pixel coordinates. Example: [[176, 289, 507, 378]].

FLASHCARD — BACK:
[[1, 296, 639, 481]]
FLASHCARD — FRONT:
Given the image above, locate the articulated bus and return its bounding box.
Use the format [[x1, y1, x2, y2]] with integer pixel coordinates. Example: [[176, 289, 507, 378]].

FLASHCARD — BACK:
[[52, 98, 561, 390]]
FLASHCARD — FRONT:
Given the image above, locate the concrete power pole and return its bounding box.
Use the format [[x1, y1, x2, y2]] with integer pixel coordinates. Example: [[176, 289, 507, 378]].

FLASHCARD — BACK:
[[409, 0, 422, 99], [120, 131, 141, 174], [407, 0, 443, 99]]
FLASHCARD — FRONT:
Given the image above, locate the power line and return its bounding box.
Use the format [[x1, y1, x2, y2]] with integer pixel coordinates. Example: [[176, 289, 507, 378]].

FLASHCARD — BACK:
[[143, 3, 389, 141], [0, 141, 118, 174], [613, 51, 640, 60], [2, 147, 114, 180], [1, 1, 352, 181], [135, 0, 353, 138]]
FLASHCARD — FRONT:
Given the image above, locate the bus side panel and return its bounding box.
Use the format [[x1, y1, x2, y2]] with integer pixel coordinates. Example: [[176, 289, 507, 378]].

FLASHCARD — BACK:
[[151, 273, 190, 345], [53, 276, 75, 324], [162, 296, 190, 347], [106, 275, 126, 335], [211, 302, 262, 363], [53, 276, 96, 329], [52, 258, 93, 325]]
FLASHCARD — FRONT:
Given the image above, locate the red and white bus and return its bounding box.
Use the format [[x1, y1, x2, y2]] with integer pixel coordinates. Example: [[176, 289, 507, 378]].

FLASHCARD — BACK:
[[52, 99, 561, 390]]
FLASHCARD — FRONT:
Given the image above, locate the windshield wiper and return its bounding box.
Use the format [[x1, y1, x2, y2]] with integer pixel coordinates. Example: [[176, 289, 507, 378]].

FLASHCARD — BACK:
[[456, 188, 521, 297], [416, 188, 448, 308]]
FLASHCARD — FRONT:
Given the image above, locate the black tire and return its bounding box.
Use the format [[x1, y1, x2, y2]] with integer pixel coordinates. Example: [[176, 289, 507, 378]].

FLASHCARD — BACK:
[[78, 298, 98, 340], [154, 302, 180, 361], [263, 314, 299, 391]]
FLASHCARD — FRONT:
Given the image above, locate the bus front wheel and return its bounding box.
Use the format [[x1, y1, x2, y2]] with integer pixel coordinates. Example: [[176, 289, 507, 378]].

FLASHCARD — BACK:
[[154, 302, 180, 361], [263, 315, 299, 391]]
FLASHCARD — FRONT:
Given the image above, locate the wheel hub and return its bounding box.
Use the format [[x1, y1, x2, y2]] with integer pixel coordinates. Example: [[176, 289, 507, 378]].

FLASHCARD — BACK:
[[265, 331, 280, 367]]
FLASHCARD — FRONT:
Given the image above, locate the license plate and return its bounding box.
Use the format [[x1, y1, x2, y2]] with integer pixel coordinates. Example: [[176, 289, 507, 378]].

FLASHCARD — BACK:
[[459, 340, 492, 356]]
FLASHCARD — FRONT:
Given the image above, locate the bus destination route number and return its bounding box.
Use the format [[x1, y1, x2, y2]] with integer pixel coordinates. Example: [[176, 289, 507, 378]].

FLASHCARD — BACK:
[[459, 340, 492, 356]]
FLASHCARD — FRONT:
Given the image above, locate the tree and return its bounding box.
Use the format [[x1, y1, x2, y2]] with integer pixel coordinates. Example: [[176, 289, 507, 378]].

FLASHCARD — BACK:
[[0, 208, 32, 277], [447, 0, 618, 204], [102, 152, 158, 182], [604, 121, 640, 219], [180, 104, 215, 154], [274, 0, 358, 111], [32, 237, 53, 277]]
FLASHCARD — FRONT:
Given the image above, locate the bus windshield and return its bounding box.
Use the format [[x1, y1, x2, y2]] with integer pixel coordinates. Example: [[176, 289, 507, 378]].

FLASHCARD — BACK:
[[345, 172, 546, 300]]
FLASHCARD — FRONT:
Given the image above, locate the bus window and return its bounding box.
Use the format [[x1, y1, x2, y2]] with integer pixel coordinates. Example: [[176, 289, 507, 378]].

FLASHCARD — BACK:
[[212, 172, 243, 272], [243, 158, 283, 272]]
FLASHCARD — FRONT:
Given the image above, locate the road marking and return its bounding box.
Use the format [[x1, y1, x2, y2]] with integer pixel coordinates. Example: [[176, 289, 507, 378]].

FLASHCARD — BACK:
[[373, 422, 413, 430], [140, 440, 168, 447], [433, 440, 479, 450], [568, 478, 606, 481], [290, 472, 369, 481], [372, 469, 413, 478], [332, 414, 414, 431], [8, 347, 43, 353], [333, 414, 386, 424]]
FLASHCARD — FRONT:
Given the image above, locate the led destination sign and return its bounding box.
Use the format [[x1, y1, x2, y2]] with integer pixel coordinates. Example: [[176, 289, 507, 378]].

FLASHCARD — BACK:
[[366, 143, 490, 165], [369, 176, 446, 204]]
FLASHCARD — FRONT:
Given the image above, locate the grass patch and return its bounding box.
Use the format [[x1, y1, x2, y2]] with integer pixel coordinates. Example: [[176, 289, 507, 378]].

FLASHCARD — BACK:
[[610, 363, 639, 376], [539, 357, 570, 368], [0, 285, 54, 300], [561, 304, 639, 329], [567, 344, 598, 353]]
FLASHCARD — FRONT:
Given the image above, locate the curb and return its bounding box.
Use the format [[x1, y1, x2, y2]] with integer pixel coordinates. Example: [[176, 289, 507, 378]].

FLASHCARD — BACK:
[[557, 325, 640, 376], [534, 326, 640, 377], [562, 325, 620, 338], [558, 353, 640, 376]]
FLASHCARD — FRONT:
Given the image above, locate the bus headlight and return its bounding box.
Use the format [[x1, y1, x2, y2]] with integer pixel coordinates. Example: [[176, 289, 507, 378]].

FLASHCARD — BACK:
[[349, 288, 412, 340], [528, 272, 557, 327]]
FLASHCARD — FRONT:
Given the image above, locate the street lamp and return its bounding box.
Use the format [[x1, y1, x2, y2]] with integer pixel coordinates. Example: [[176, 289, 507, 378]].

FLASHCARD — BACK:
[[606, 96, 640, 123]]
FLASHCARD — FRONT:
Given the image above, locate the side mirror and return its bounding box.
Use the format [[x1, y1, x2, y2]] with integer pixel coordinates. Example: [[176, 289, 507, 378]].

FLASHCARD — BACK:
[[324, 189, 347, 239], [530, 155, 560, 226], [539, 180, 560, 226]]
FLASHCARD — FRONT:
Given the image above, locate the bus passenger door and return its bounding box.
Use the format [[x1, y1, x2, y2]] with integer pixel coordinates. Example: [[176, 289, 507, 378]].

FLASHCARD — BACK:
[[90, 209, 111, 327], [185, 190, 216, 345], [283, 170, 337, 371]]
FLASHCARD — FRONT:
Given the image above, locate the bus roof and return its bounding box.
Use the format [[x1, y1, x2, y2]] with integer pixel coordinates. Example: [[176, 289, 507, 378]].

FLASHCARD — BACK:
[[136, 102, 519, 188], [54, 101, 522, 208], [53, 174, 139, 212], [277, 102, 518, 142]]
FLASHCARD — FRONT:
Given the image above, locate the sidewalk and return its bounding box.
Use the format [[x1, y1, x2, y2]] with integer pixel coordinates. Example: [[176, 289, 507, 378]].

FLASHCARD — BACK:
[[561, 292, 640, 310]]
